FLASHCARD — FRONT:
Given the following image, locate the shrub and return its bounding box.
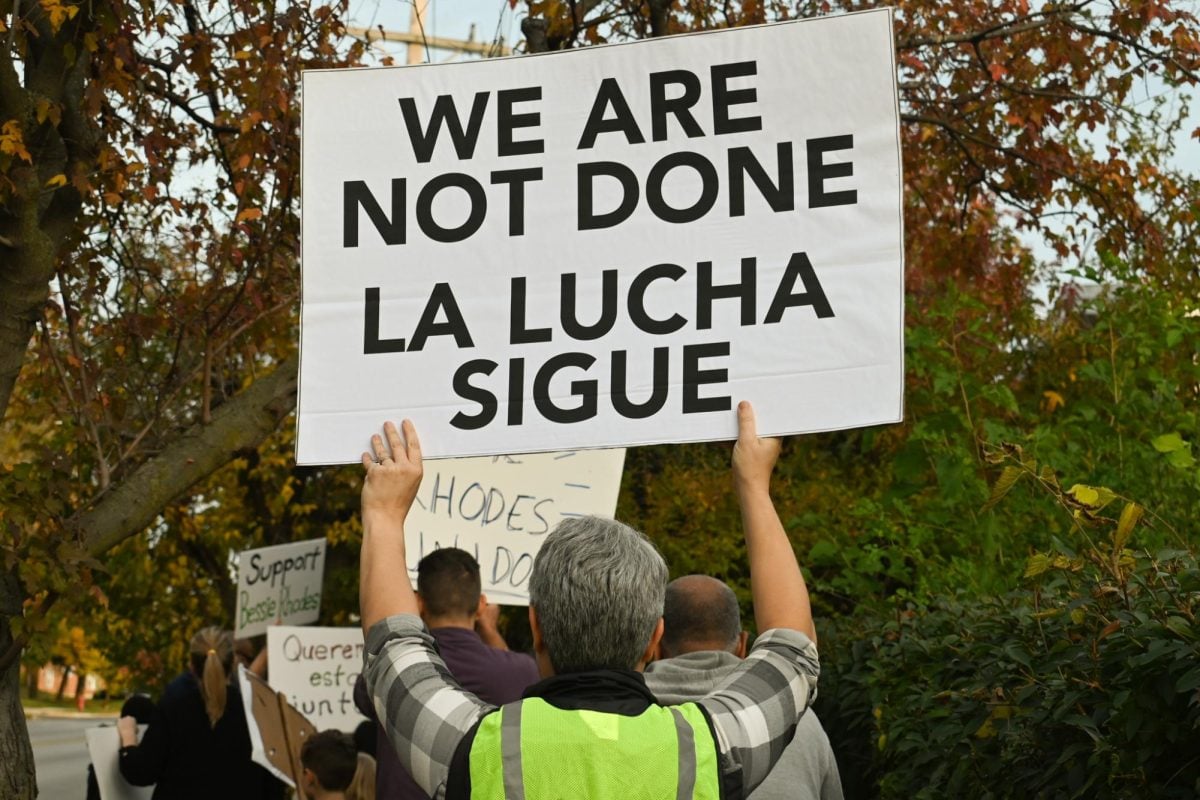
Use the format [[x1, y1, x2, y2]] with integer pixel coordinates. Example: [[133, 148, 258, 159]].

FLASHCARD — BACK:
[[816, 510, 1200, 798]]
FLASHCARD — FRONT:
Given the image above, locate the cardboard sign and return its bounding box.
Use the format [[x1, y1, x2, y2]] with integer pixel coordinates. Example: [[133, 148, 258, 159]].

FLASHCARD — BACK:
[[405, 448, 625, 603], [85, 725, 154, 800], [267, 626, 366, 733], [298, 9, 904, 463], [238, 664, 317, 793], [234, 538, 327, 637]]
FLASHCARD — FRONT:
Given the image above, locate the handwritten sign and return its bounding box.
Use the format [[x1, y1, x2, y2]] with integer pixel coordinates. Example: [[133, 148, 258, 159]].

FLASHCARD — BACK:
[[234, 538, 327, 637], [297, 8, 904, 463], [266, 626, 365, 733], [405, 448, 625, 604]]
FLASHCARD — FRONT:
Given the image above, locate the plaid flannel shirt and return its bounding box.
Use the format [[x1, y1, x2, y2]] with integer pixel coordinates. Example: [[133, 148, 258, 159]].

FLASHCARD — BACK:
[[364, 614, 819, 799]]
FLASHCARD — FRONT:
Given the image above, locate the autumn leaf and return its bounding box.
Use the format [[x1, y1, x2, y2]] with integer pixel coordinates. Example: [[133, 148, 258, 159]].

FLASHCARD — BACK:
[[983, 465, 1023, 510], [35, 99, 62, 127], [988, 63, 1008, 81], [39, 0, 80, 32], [1114, 502, 1143, 552], [1024, 552, 1051, 578], [236, 207, 263, 223], [0, 120, 32, 162], [1042, 390, 1065, 413], [1066, 484, 1117, 511]]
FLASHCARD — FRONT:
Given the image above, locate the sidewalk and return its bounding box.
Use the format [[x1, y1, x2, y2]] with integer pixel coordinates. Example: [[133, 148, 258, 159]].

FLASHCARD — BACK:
[[24, 706, 118, 721]]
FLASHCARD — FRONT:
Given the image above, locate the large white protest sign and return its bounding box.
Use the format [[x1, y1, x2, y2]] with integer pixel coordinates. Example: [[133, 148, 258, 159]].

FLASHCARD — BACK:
[[298, 9, 904, 463], [405, 448, 625, 604], [267, 626, 366, 733], [234, 538, 327, 637], [85, 725, 154, 800]]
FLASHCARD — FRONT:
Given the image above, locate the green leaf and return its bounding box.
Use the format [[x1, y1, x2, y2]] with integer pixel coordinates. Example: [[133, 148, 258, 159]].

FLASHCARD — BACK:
[[1167, 448, 1197, 469], [809, 540, 838, 563], [1151, 432, 1187, 453], [1003, 641, 1032, 668], [1166, 617, 1196, 640], [1177, 669, 1200, 694]]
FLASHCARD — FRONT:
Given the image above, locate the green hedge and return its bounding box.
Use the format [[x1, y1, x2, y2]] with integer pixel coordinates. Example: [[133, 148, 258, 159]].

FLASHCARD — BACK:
[[815, 546, 1200, 799]]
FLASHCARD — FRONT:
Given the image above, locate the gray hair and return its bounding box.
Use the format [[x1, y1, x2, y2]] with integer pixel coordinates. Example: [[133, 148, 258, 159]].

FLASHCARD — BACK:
[[528, 515, 667, 673]]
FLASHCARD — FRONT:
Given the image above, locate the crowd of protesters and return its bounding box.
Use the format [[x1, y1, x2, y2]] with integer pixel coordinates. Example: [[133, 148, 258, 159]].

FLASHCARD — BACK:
[[104, 402, 836, 800]]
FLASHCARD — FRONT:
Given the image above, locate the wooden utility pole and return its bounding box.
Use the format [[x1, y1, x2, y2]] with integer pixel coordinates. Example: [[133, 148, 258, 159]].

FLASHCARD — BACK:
[[344, 2, 512, 62], [407, 0, 428, 65]]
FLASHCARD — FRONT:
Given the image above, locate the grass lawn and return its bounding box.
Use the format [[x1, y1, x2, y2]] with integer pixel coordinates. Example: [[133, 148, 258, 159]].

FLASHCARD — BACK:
[[23, 692, 124, 714]]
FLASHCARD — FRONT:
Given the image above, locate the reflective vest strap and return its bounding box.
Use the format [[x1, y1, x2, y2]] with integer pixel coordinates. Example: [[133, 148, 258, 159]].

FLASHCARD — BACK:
[[669, 707, 697, 800], [500, 702, 526, 800]]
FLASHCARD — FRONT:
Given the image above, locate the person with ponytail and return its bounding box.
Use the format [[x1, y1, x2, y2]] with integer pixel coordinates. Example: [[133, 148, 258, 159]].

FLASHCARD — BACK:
[[117, 626, 284, 799]]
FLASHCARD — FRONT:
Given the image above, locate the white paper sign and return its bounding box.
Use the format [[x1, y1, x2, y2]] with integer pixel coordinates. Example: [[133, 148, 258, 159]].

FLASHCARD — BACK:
[[85, 725, 154, 800], [405, 447, 625, 604], [298, 9, 904, 463], [234, 538, 327, 637], [267, 626, 366, 733]]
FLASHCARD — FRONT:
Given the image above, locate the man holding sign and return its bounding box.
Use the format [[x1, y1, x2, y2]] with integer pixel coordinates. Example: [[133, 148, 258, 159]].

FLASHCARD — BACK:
[[359, 403, 817, 799]]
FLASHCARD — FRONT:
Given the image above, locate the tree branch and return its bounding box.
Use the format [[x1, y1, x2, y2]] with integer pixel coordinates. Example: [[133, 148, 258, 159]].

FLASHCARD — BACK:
[[151, 84, 239, 135], [1066, 20, 1200, 84], [72, 355, 298, 558], [56, 271, 111, 490], [898, 5, 1088, 50], [901, 113, 1128, 229]]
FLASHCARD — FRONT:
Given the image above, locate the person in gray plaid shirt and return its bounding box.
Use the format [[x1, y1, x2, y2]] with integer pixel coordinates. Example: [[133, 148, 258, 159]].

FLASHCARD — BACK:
[[358, 402, 819, 799]]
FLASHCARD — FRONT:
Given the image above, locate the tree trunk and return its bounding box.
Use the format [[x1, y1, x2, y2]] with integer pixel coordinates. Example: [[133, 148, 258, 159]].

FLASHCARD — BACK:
[[0, 356, 297, 795], [54, 666, 70, 702], [0, 572, 36, 800], [25, 665, 38, 700]]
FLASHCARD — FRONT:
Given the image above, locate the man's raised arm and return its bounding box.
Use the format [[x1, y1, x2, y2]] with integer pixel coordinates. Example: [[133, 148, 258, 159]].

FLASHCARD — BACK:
[[359, 419, 423, 632], [357, 420, 493, 797], [732, 401, 816, 643]]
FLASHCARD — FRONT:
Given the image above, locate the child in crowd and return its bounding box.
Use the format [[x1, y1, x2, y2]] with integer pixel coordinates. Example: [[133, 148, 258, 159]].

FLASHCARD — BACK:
[[301, 729, 374, 800]]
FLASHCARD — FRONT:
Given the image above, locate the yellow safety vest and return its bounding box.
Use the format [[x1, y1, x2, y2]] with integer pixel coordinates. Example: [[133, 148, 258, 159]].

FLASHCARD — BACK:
[[468, 697, 723, 799]]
